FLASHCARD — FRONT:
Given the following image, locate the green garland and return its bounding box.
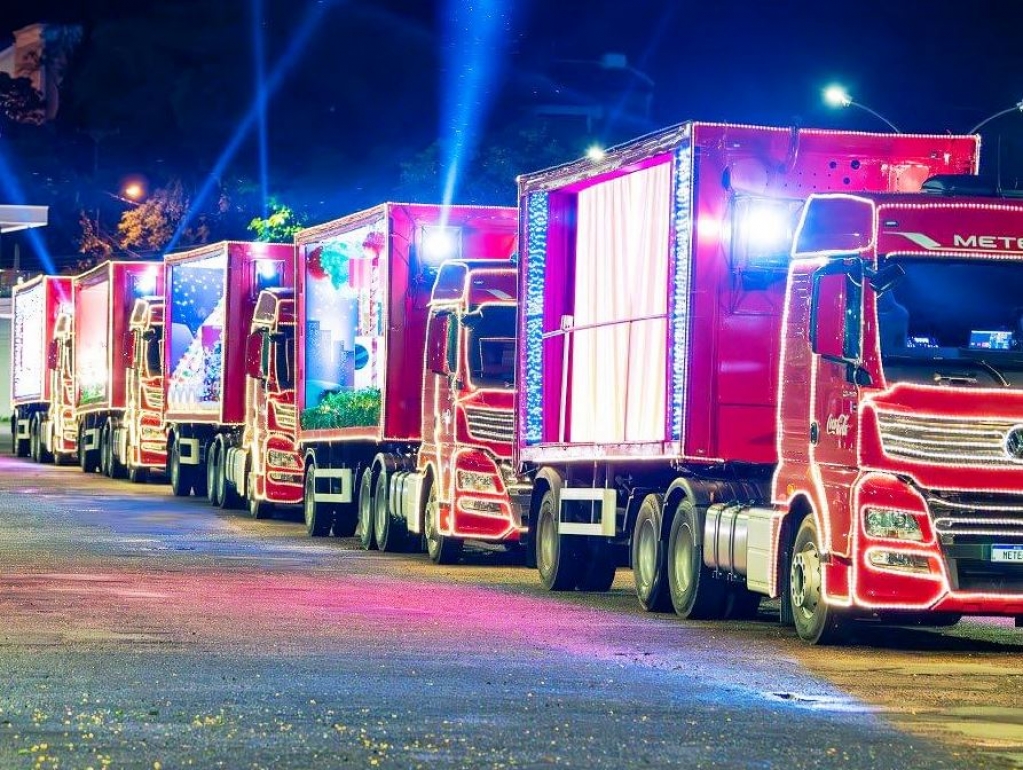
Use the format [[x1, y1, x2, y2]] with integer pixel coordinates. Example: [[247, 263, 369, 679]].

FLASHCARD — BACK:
[[301, 387, 381, 430]]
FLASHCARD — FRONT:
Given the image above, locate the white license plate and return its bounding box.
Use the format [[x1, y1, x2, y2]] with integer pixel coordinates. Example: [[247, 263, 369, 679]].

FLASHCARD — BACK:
[[991, 545, 1023, 563]]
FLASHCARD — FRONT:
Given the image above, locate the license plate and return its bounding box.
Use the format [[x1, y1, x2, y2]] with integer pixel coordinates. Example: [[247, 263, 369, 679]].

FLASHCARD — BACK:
[[991, 545, 1023, 563]]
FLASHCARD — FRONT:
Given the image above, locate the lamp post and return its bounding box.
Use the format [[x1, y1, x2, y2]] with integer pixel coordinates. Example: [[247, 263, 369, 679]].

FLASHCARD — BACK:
[[967, 100, 1023, 134], [823, 85, 901, 133]]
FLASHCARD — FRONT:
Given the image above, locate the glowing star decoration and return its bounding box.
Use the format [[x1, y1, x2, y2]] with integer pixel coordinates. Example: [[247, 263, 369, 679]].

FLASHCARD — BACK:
[[522, 191, 549, 444]]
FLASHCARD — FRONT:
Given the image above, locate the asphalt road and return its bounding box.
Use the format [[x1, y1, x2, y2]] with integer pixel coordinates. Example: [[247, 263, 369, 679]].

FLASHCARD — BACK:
[[1, 451, 1022, 770]]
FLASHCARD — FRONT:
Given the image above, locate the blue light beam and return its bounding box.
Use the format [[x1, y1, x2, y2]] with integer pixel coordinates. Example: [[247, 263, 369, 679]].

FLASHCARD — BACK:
[[168, 0, 338, 252], [439, 0, 513, 213], [252, 0, 270, 220], [0, 146, 57, 274]]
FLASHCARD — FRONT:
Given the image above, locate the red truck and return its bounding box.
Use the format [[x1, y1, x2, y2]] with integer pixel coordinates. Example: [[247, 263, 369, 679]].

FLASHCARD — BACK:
[[73, 260, 164, 476], [515, 121, 983, 643], [9, 274, 74, 463], [159, 241, 294, 499], [245, 202, 524, 562]]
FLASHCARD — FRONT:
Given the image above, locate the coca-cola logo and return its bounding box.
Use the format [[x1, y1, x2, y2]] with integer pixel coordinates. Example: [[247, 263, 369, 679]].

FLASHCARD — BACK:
[[826, 413, 851, 437]]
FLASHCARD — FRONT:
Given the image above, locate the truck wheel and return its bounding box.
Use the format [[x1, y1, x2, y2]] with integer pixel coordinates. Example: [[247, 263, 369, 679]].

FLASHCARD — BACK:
[[206, 441, 221, 506], [535, 486, 579, 591], [216, 445, 241, 510], [106, 421, 125, 479], [36, 417, 53, 464], [790, 512, 849, 645], [357, 469, 377, 550], [249, 494, 274, 520], [667, 497, 726, 619], [54, 452, 72, 467], [631, 494, 672, 611], [99, 424, 112, 476], [303, 464, 334, 537], [29, 416, 42, 463], [425, 482, 462, 565], [576, 539, 617, 592], [374, 468, 407, 552], [725, 585, 762, 620], [192, 448, 209, 499], [168, 438, 192, 497], [127, 465, 149, 483]]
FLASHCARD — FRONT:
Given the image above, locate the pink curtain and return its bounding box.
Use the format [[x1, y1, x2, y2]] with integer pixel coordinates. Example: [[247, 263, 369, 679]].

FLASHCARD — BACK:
[[569, 162, 670, 443]]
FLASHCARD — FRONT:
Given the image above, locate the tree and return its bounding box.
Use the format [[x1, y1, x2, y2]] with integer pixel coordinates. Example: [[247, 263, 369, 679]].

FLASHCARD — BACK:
[[248, 198, 306, 242], [0, 74, 46, 127]]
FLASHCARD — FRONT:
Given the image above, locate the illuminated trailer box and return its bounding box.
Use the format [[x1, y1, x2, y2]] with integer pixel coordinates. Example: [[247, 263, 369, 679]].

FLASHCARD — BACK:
[[10, 275, 71, 409], [164, 242, 294, 426], [295, 203, 518, 444], [73, 261, 163, 415]]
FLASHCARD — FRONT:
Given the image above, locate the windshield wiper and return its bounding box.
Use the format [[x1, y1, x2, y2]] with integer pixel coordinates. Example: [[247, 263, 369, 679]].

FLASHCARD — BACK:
[[977, 359, 1010, 388]]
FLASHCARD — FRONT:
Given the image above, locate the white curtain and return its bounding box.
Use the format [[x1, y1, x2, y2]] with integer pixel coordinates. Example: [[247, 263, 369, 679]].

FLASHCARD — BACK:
[[569, 162, 670, 443]]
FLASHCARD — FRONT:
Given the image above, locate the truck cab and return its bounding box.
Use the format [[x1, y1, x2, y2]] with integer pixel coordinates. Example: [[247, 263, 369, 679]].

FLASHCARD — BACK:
[[122, 296, 166, 482], [46, 309, 77, 464], [230, 287, 303, 517], [414, 260, 530, 562], [776, 185, 1023, 641]]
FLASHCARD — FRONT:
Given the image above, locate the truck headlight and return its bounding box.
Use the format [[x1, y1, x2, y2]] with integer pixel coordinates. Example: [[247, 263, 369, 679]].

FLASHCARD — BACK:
[[863, 507, 924, 541], [267, 449, 301, 469], [456, 469, 499, 493]]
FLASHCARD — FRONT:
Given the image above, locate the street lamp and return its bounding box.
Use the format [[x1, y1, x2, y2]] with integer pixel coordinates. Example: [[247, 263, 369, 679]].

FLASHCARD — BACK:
[[967, 100, 1023, 134], [823, 85, 901, 133]]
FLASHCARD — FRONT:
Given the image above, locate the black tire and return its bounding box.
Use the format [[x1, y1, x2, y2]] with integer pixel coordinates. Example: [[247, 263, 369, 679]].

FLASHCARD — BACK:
[[357, 468, 376, 550], [303, 464, 334, 537], [192, 445, 208, 499], [249, 493, 274, 520], [216, 445, 241, 510], [425, 481, 463, 565], [535, 485, 579, 591], [576, 539, 617, 592], [206, 441, 222, 506], [106, 421, 125, 479], [127, 464, 149, 484], [37, 419, 54, 464], [725, 585, 762, 620], [790, 512, 849, 645], [99, 424, 112, 477], [168, 438, 192, 497], [54, 451, 73, 467], [29, 417, 40, 463], [667, 497, 727, 620], [374, 468, 407, 552], [631, 494, 672, 611]]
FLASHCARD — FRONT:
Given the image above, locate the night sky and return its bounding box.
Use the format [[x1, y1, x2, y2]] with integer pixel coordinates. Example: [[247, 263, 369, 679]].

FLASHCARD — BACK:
[[1, 0, 1021, 268]]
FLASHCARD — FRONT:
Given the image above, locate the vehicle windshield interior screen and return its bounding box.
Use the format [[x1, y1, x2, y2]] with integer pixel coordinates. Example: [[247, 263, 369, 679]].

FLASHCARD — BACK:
[[968, 330, 1014, 351]]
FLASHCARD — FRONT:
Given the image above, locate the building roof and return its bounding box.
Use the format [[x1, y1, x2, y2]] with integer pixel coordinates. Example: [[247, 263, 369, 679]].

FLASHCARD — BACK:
[[0, 204, 47, 233]]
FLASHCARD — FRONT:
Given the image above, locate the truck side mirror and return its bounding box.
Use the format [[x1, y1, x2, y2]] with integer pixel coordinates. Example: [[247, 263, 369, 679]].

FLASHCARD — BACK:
[[245, 332, 264, 380], [810, 260, 863, 364]]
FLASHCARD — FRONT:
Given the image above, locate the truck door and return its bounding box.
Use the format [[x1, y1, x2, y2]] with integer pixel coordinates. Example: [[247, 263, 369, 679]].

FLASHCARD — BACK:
[[808, 260, 863, 556]]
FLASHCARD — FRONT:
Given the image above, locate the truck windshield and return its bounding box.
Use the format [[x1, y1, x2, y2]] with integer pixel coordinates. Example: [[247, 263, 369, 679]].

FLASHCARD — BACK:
[[878, 257, 1023, 389], [464, 305, 516, 389]]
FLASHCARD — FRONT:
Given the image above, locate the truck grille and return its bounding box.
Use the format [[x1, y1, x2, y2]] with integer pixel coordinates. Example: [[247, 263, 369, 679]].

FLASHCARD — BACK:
[[876, 410, 1020, 468], [925, 490, 1023, 592], [465, 408, 514, 444], [274, 402, 296, 431], [926, 490, 1023, 540]]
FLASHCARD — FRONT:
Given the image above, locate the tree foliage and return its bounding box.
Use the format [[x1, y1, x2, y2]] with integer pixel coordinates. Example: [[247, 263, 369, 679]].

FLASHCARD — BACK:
[[0, 74, 46, 127], [248, 198, 306, 242]]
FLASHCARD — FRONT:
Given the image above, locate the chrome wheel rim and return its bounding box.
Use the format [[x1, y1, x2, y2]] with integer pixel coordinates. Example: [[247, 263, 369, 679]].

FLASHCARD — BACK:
[[791, 543, 823, 620], [672, 522, 694, 595], [636, 517, 657, 596]]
